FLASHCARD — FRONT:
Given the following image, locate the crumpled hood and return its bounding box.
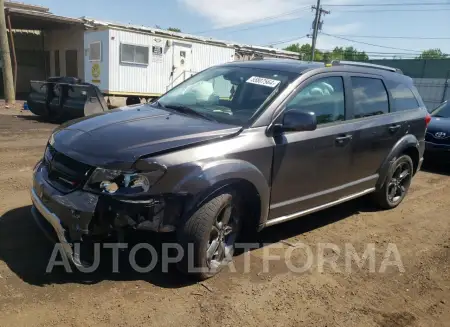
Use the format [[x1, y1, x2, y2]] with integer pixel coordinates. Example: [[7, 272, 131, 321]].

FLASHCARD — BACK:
[[51, 105, 241, 169]]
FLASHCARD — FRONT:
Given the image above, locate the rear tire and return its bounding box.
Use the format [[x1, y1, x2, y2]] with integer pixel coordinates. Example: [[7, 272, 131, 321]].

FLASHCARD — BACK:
[[177, 192, 241, 280], [373, 155, 414, 209]]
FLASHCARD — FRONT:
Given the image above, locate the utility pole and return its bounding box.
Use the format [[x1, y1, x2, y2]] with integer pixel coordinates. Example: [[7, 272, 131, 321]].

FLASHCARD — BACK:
[[0, 0, 15, 104], [310, 0, 329, 61]]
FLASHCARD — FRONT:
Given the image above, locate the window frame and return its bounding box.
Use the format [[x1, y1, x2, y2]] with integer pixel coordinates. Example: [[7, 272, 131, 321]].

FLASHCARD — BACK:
[[347, 73, 393, 120], [384, 79, 420, 113], [271, 72, 350, 129], [89, 41, 102, 62], [120, 43, 149, 66]]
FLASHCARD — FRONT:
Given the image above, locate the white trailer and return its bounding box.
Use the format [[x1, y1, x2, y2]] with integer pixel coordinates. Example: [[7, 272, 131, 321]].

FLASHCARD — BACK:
[[82, 19, 298, 102]]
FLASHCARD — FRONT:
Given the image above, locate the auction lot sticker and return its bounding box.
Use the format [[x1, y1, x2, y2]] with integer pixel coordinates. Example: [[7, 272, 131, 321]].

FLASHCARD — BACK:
[[246, 76, 281, 88]]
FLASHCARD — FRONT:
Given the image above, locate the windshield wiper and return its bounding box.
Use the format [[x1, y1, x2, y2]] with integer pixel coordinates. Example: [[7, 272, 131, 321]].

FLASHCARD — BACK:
[[163, 104, 217, 122]]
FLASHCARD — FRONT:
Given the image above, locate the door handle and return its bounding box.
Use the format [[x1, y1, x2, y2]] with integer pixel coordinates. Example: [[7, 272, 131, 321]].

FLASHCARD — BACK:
[[388, 124, 401, 132], [335, 135, 353, 144]]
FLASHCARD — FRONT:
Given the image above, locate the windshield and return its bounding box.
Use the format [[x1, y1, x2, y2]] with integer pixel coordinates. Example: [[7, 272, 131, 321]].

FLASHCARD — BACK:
[[156, 65, 299, 125], [431, 101, 450, 118]]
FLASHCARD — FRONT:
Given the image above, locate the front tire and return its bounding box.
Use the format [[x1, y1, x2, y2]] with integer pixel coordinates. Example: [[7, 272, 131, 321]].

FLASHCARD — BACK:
[[177, 192, 241, 280], [373, 155, 414, 209]]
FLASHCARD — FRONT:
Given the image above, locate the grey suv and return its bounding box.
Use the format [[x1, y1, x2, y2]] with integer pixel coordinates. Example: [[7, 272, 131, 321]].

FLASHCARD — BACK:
[[31, 59, 429, 279]]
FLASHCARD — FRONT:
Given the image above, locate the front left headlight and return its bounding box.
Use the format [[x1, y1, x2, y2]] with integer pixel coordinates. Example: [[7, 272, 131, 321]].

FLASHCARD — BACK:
[[84, 166, 166, 197]]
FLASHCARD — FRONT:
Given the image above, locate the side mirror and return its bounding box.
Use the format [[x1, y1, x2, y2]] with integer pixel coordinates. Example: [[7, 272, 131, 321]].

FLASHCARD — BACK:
[[282, 109, 317, 132]]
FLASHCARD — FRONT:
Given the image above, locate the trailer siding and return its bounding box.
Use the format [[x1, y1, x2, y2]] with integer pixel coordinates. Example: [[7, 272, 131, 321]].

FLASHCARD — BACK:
[[104, 28, 235, 96], [84, 30, 110, 91], [190, 42, 235, 75]]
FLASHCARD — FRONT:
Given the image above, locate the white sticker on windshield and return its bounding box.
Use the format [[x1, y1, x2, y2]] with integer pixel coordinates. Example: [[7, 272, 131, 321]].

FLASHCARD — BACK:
[[246, 76, 281, 88]]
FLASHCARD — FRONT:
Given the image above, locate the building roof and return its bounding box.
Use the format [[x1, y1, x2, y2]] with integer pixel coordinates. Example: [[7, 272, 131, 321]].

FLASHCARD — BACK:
[[5, 4, 299, 59], [7, 7, 83, 30], [82, 18, 299, 58], [5, 0, 49, 13]]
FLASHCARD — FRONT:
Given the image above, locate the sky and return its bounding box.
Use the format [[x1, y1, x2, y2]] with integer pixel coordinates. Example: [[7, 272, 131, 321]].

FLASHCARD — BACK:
[[21, 0, 450, 59]]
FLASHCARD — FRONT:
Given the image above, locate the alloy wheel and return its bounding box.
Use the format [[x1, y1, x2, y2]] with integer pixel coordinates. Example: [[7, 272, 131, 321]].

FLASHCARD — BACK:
[[206, 204, 239, 271], [387, 161, 412, 205]]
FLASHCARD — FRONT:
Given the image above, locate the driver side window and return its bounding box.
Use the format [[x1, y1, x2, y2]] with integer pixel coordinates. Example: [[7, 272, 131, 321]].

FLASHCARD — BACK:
[[286, 76, 345, 125]]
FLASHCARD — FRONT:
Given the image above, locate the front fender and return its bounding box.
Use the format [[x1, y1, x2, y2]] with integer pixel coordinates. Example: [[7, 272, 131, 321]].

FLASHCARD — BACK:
[[172, 159, 270, 227], [377, 134, 421, 189]]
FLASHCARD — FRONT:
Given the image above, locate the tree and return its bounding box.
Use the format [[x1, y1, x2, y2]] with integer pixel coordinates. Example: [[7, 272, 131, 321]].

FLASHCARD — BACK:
[[330, 46, 368, 61], [416, 49, 448, 59], [283, 43, 323, 61], [283, 43, 367, 61], [167, 27, 182, 32]]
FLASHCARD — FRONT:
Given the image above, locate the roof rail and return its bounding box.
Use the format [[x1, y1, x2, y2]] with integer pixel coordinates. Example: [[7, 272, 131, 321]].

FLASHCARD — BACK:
[[330, 60, 403, 74]]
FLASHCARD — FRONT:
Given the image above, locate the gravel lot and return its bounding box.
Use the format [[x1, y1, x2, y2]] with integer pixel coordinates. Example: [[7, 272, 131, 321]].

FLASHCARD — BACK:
[[0, 110, 448, 327]]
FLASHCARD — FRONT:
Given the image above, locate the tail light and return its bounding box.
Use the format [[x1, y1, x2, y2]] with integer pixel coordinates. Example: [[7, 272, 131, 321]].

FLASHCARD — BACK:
[[425, 113, 431, 128]]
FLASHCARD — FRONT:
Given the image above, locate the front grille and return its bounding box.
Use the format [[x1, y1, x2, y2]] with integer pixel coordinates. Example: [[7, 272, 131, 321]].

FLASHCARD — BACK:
[[44, 144, 93, 193], [426, 132, 450, 145]]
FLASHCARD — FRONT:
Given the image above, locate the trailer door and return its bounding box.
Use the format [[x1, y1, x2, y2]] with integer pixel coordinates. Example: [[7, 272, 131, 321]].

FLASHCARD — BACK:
[[172, 43, 192, 87]]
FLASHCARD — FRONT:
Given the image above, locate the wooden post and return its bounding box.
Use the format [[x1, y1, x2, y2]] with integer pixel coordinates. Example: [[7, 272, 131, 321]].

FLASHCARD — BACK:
[[6, 10, 16, 93], [0, 0, 15, 104]]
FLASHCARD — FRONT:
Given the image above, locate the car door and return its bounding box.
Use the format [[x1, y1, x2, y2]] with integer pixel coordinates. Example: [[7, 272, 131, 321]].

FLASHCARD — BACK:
[[345, 74, 407, 183], [268, 74, 356, 221]]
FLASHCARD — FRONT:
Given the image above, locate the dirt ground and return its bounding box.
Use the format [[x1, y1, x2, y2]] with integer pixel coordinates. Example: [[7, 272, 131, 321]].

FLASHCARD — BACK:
[[0, 110, 448, 327]]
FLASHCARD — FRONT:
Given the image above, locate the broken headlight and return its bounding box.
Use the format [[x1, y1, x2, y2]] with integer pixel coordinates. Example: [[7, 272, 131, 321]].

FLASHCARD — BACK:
[[84, 166, 166, 197]]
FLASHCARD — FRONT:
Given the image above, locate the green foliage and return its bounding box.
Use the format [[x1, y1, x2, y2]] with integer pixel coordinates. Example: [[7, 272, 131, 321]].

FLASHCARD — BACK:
[[167, 27, 182, 32], [283, 43, 368, 61], [416, 49, 448, 59]]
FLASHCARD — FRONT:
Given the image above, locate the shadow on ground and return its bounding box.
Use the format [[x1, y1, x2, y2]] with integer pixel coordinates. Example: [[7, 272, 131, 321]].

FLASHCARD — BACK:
[[13, 114, 62, 125], [0, 197, 377, 288], [421, 160, 450, 176]]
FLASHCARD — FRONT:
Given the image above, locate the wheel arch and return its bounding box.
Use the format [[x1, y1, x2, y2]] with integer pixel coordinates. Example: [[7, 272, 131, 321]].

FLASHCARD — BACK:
[[175, 159, 270, 230], [377, 134, 420, 189]]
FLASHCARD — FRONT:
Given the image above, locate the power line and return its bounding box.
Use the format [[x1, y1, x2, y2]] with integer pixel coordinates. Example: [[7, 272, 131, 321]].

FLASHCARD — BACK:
[[320, 50, 419, 55], [297, 47, 420, 55], [327, 34, 450, 40], [333, 8, 450, 12], [320, 32, 423, 53], [264, 40, 423, 57], [192, 6, 309, 34], [265, 37, 424, 55], [322, 2, 450, 7], [210, 16, 302, 34], [264, 35, 308, 46]]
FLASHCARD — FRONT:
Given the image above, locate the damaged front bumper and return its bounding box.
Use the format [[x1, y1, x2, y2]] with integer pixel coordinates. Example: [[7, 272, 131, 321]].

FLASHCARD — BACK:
[[31, 188, 86, 268], [31, 160, 183, 267]]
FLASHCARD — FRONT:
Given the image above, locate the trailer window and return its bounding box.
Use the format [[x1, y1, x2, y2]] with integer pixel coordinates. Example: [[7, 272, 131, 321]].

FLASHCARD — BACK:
[[89, 42, 101, 61], [120, 44, 149, 65]]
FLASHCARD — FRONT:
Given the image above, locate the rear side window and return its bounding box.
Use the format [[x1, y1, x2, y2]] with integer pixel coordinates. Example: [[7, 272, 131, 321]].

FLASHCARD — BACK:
[[351, 77, 389, 118], [385, 80, 419, 112]]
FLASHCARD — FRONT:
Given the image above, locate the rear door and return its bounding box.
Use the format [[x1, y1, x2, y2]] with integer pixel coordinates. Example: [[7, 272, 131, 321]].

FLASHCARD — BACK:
[[346, 74, 407, 183], [269, 73, 355, 220], [27, 81, 48, 116]]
